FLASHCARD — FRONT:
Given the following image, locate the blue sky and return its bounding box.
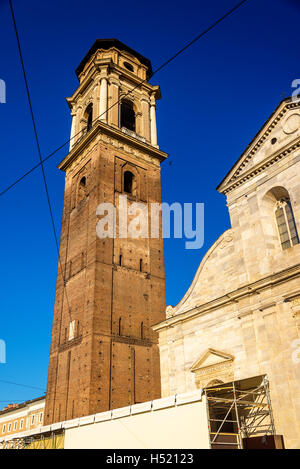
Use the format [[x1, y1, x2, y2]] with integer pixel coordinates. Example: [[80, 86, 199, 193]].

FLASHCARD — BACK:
[[0, 0, 299, 405]]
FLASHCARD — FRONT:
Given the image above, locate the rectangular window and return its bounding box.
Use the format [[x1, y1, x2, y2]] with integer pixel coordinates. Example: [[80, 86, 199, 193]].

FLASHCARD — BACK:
[[2, 424, 6, 434], [39, 412, 43, 423], [276, 201, 300, 250], [13, 421, 18, 431], [69, 320, 75, 341], [20, 419, 24, 430], [31, 414, 35, 426], [8, 423, 11, 432]]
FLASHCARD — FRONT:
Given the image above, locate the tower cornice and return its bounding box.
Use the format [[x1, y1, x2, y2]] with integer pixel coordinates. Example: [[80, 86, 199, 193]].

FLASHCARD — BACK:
[[217, 98, 300, 195], [58, 119, 168, 172], [67, 58, 160, 107], [221, 136, 300, 195]]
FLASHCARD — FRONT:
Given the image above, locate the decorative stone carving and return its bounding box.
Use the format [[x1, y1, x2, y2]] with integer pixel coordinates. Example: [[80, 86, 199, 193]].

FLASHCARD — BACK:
[[282, 113, 300, 134], [292, 298, 300, 307], [190, 348, 234, 389], [219, 234, 233, 249], [291, 297, 300, 321], [166, 305, 175, 318]]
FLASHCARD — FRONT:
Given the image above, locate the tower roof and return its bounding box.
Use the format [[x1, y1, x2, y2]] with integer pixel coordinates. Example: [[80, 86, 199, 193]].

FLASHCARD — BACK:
[[75, 38, 153, 79]]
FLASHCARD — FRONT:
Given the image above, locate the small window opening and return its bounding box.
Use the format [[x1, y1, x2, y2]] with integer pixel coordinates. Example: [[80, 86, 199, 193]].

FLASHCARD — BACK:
[[124, 62, 134, 72], [124, 171, 136, 195], [139, 259, 143, 272], [121, 100, 135, 131], [141, 322, 144, 340], [118, 317, 122, 336], [78, 176, 87, 203], [119, 254, 122, 266], [84, 103, 93, 132]]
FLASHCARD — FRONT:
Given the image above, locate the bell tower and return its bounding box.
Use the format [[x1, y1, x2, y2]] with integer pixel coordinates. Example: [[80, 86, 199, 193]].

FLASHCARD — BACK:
[[44, 39, 168, 425]]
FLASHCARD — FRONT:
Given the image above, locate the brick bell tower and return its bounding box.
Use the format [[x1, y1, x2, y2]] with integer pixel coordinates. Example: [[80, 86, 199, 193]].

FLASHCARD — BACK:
[[44, 39, 168, 425]]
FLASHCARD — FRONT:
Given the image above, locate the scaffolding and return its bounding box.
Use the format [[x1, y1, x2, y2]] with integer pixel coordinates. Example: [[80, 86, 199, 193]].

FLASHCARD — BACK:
[[204, 375, 276, 449], [0, 430, 64, 450]]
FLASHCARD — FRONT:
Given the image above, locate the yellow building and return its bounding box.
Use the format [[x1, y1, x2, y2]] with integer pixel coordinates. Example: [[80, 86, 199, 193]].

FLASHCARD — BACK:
[[0, 397, 45, 449]]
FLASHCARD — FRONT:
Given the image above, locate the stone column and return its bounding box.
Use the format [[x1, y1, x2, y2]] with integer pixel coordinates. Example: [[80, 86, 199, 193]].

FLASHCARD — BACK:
[[108, 76, 119, 127], [141, 96, 150, 142], [69, 111, 76, 152], [150, 95, 157, 146], [99, 76, 108, 122]]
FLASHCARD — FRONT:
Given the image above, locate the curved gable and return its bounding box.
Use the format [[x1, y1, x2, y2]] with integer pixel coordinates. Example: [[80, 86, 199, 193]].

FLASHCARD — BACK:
[[167, 229, 246, 318]]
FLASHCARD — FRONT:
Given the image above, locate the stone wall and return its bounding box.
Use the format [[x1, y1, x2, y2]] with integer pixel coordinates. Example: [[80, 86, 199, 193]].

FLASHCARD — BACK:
[[155, 99, 300, 449]]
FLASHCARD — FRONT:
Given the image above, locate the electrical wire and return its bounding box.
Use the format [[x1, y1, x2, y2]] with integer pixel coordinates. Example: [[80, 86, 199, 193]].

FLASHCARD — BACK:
[[0, 379, 45, 391], [1, 0, 248, 198], [8, 0, 73, 324], [2, 0, 247, 404]]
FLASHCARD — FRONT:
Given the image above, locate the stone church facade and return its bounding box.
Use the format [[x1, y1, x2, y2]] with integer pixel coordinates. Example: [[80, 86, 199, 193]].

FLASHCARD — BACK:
[[154, 98, 300, 449]]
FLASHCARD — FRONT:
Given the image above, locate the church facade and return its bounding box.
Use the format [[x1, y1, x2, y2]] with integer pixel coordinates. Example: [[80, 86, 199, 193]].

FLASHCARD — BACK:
[[154, 98, 300, 449]]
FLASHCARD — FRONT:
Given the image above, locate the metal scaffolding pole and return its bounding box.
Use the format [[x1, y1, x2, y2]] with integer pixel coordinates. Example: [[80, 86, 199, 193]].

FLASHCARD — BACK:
[[204, 375, 276, 449]]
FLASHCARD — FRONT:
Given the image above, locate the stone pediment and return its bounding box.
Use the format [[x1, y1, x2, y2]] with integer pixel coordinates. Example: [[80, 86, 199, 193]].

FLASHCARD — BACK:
[[190, 348, 234, 373], [191, 349, 235, 389], [217, 98, 300, 194]]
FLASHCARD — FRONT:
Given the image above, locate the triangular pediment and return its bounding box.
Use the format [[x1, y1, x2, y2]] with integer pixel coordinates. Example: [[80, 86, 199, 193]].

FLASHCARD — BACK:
[[217, 97, 300, 194], [190, 348, 234, 373]]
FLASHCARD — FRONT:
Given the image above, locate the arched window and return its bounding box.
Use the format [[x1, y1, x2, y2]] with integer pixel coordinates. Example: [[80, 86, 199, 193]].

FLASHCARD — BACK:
[[78, 176, 87, 203], [84, 103, 93, 132], [205, 379, 224, 388], [120, 100, 135, 131], [141, 322, 144, 340], [275, 198, 299, 250], [263, 187, 299, 252], [124, 170, 137, 196]]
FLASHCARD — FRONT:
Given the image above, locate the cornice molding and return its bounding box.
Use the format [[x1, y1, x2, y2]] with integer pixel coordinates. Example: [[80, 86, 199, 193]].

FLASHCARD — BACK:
[[218, 100, 300, 194], [68, 57, 158, 106], [223, 136, 300, 194], [58, 119, 168, 172], [153, 262, 300, 332], [190, 348, 234, 373]]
